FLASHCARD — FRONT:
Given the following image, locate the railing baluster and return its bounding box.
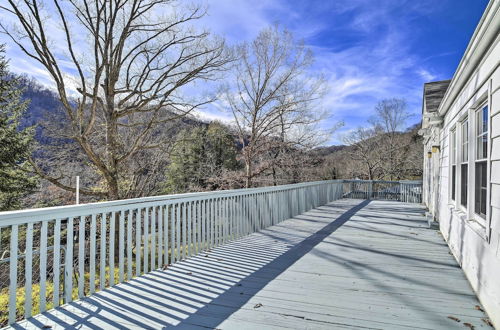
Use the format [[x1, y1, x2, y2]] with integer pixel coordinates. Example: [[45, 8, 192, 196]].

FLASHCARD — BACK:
[[109, 212, 115, 287], [136, 209, 141, 276], [53, 219, 61, 307], [119, 210, 125, 283], [197, 201, 201, 253], [176, 203, 181, 261], [210, 199, 214, 248], [24, 222, 33, 318], [218, 198, 222, 246], [39, 221, 48, 313], [223, 198, 227, 244], [64, 217, 74, 303], [78, 216, 85, 298], [164, 205, 169, 267], [158, 205, 163, 268], [171, 204, 176, 263], [100, 213, 106, 290], [235, 196, 240, 238], [151, 206, 156, 270], [8, 224, 19, 324], [201, 200, 206, 251], [89, 214, 96, 294], [144, 207, 149, 273], [187, 201, 192, 257], [127, 209, 133, 280], [182, 202, 187, 259]]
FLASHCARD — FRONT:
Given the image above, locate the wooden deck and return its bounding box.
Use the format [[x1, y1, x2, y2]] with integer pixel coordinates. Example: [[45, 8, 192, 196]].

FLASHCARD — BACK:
[[12, 199, 491, 329]]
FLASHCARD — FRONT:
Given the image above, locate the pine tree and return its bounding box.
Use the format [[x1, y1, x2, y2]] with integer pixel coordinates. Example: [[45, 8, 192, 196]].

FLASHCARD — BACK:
[[163, 122, 239, 193], [0, 45, 37, 211]]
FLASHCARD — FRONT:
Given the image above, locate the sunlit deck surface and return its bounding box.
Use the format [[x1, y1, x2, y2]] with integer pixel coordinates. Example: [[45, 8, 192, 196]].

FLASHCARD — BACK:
[[12, 199, 489, 329]]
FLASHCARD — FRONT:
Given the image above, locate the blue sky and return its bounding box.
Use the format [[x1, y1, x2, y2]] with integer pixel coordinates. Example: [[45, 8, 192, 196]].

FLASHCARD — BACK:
[[195, 0, 489, 143], [1, 0, 489, 144]]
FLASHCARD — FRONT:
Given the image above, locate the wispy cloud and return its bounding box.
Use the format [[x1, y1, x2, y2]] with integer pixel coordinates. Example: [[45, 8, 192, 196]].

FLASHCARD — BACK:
[[1, 0, 482, 145], [193, 0, 457, 143], [416, 69, 438, 81]]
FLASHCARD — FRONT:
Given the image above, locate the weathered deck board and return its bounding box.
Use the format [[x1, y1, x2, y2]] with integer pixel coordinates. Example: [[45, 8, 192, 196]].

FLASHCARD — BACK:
[[11, 199, 491, 329]]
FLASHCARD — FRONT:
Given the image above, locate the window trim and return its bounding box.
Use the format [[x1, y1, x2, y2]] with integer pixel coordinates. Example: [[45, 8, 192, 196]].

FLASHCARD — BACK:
[[450, 127, 457, 202], [472, 103, 488, 224], [459, 117, 469, 211]]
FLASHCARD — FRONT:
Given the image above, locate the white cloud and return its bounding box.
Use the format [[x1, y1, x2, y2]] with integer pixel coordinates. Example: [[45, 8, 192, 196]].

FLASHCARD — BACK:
[[1, 0, 446, 145], [191, 106, 234, 124], [416, 69, 437, 81]]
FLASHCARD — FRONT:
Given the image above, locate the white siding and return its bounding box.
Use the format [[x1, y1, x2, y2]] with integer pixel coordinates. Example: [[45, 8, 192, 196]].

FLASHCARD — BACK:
[[427, 4, 500, 327]]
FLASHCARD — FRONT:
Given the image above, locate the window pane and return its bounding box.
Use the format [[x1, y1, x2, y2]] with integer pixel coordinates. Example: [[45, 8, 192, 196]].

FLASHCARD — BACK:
[[451, 165, 456, 200], [483, 106, 488, 133], [475, 161, 487, 218], [483, 135, 488, 159], [481, 188, 487, 215], [462, 120, 468, 162], [476, 136, 488, 160], [451, 130, 456, 165], [461, 163, 468, 207], [477, 110, 482, 135], [476, 106, 488, 160]]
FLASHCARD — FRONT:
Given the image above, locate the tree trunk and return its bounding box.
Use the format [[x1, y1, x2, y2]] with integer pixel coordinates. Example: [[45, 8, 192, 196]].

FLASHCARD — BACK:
[[105, 100, 120, 200], [272, 166, 277, 186], [245, 160, 252, 188], [367, 164, 373, 181]]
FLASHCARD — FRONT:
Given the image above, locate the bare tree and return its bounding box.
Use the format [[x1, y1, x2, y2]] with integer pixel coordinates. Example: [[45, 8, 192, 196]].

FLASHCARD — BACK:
[[369, 98, 412, 180], [343, 127, 384, 180], [343, 98, 419, 181], [222, 26, 328, 188], [1, 0, 231, 200]]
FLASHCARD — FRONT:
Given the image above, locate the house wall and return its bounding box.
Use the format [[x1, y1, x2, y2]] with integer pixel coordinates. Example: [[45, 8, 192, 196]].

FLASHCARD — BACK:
[[432, 26, 500, 326], [422, 126, 441, 218]]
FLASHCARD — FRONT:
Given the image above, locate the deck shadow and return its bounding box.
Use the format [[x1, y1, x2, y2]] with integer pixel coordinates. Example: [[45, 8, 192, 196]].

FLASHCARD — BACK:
[[168, 199, 371, 329]]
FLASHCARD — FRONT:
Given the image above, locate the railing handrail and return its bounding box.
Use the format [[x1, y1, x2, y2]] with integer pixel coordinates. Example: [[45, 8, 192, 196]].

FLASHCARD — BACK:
[[0, 180, 342, 225], [0, 179, 423, 225], [343, 179, 423, 184]]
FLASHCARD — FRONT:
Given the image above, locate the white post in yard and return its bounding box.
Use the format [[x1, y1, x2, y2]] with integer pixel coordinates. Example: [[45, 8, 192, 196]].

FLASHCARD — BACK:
[[76, 176, 80, 205]]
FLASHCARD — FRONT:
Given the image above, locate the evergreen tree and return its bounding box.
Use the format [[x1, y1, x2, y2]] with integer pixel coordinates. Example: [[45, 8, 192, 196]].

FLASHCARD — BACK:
[[0, 45, 37, 211], [163, 122, 239, 193]]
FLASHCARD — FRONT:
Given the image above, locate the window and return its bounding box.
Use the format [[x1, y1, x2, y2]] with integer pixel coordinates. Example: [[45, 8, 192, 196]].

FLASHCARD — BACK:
[[460, 118, 468, 208], [450, 129, 456, 201], [475, 105, 488, 218]]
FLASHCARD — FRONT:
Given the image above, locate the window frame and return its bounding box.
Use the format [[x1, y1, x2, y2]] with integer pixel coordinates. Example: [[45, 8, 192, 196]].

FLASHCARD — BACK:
[[450, 127, 457, 202], [472, 103, 489, 224], [459, 117, 469, 211]]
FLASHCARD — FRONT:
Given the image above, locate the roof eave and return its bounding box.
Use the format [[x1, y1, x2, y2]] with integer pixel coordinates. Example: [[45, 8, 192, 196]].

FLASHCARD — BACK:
[[437, 0, 500, 116]]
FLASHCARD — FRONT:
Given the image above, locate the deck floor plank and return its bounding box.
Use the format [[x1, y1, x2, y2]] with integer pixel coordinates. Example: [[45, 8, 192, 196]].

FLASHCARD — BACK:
[[11, 199, 491, 329]]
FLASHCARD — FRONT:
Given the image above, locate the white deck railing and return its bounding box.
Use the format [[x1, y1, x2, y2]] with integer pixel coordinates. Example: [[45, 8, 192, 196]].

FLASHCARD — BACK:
[[0, 180, 345, 326], [343, 180, 422, 203], [0, 179, 423, 326]]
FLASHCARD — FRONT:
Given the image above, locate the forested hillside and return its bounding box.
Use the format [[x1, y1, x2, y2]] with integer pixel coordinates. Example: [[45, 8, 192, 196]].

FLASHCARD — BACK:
[[13, 79, 422, 210]]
